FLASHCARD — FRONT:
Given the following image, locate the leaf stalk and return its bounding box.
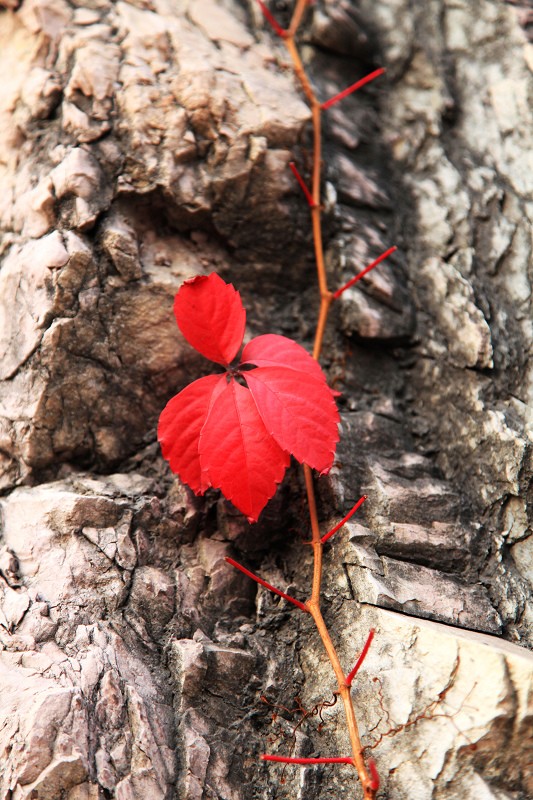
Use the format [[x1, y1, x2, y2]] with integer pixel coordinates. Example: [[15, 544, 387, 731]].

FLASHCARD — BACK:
[[256, 0, 288, 38], [289, 162, 315, 208], [321, 496, 368, 544]]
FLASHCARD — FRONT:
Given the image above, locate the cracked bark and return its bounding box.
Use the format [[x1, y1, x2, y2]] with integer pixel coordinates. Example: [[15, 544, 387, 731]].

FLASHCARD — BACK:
[[0, 1, 531, 799]]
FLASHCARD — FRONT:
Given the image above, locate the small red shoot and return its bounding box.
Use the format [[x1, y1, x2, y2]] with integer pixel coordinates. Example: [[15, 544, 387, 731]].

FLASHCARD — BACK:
[[174, 273, 245, 365], [368, 758, 380, 791], [321, 495, 367, 544], [321, 67, 386, 111], [256, 0, 287, 37], [346, 629, 375, 687], [261, 756, 353, 764], [333, 246, 397, 299], [289, 162, 315, 208], [225, 557, 309, 613]]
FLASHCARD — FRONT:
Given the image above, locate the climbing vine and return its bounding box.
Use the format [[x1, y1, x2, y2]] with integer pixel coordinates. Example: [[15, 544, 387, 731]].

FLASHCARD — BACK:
[[159, 2, 397, 798]]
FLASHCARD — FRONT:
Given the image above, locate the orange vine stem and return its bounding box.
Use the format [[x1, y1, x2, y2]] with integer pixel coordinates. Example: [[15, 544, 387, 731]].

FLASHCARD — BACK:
[[225, 557, 309, 613], [321, 495, 368, 544], [287, 0, 310, 37]]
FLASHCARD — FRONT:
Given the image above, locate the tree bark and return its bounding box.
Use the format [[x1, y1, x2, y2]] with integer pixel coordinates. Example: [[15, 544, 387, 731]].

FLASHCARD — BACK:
[[0, 1, 531, 799]]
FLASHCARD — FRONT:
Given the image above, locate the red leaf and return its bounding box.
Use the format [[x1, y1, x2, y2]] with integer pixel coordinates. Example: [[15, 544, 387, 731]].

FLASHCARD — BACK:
[[241, 334, 326, 384], [244, 367, 340, 474], [158, 374, 227, 493], [199, 378, 290, 522], [161, 274, 342, 521], [174, 274, 246, 365]]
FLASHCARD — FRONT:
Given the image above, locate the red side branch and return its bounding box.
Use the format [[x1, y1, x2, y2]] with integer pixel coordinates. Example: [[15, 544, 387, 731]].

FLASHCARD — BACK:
[[321, 67, 385, 110], [333, 246, 397, 299], [261, 755, 353, 764], [368, 758, 380, 791], [256, 0, 287, 37], [225, 557, 309, 613], [321, 495, 367, 544], [289, 162, 315, 208], [346, 629, 375, 687]]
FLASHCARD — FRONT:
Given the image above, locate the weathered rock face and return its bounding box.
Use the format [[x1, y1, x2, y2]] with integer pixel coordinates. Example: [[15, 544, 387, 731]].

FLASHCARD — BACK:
[[0, 1, 531, 800], [362, 0, 533, 648], [0, 0, 310, 488]]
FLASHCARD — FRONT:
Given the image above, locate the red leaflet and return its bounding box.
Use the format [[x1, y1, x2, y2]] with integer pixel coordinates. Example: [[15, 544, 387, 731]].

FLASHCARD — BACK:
[[158, 274, 340, 521], [199, 379, 290, 521], [158, 374, 226, 493], [321, 495, 368, 544], [225, 557, 308, 612], [244, 367, 339, 474], [174, 273, 246, 365], [241, 334, 326, 383], [261, 756, 353, 764], [346, 628, 375, 687]]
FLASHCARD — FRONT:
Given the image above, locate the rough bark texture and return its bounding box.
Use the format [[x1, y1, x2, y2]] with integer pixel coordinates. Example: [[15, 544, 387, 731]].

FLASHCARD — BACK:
[[0, 1, 532, 800]]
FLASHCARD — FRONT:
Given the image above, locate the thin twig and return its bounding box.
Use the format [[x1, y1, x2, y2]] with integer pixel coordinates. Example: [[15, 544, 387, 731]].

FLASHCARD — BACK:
[[262, 755, 353, 764], [346, 629, 375, 687], [321, 496, 368, 544], [321, 68, 386, 110], [280, 12, 385, 800], [256, 0, 287, 37], [333, 246, 397, 299], [225, 557, 309, 613]]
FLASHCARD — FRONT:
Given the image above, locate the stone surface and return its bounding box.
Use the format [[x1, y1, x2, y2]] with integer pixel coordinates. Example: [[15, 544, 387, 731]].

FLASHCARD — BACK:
[[0, 1, 531, 800], [0, 475, 177, 800], [0, 0, 309, 489]]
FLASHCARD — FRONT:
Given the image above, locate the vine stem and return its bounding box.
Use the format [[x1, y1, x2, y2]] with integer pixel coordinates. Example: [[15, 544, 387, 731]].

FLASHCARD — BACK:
[[283, 4, 378, 798]]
